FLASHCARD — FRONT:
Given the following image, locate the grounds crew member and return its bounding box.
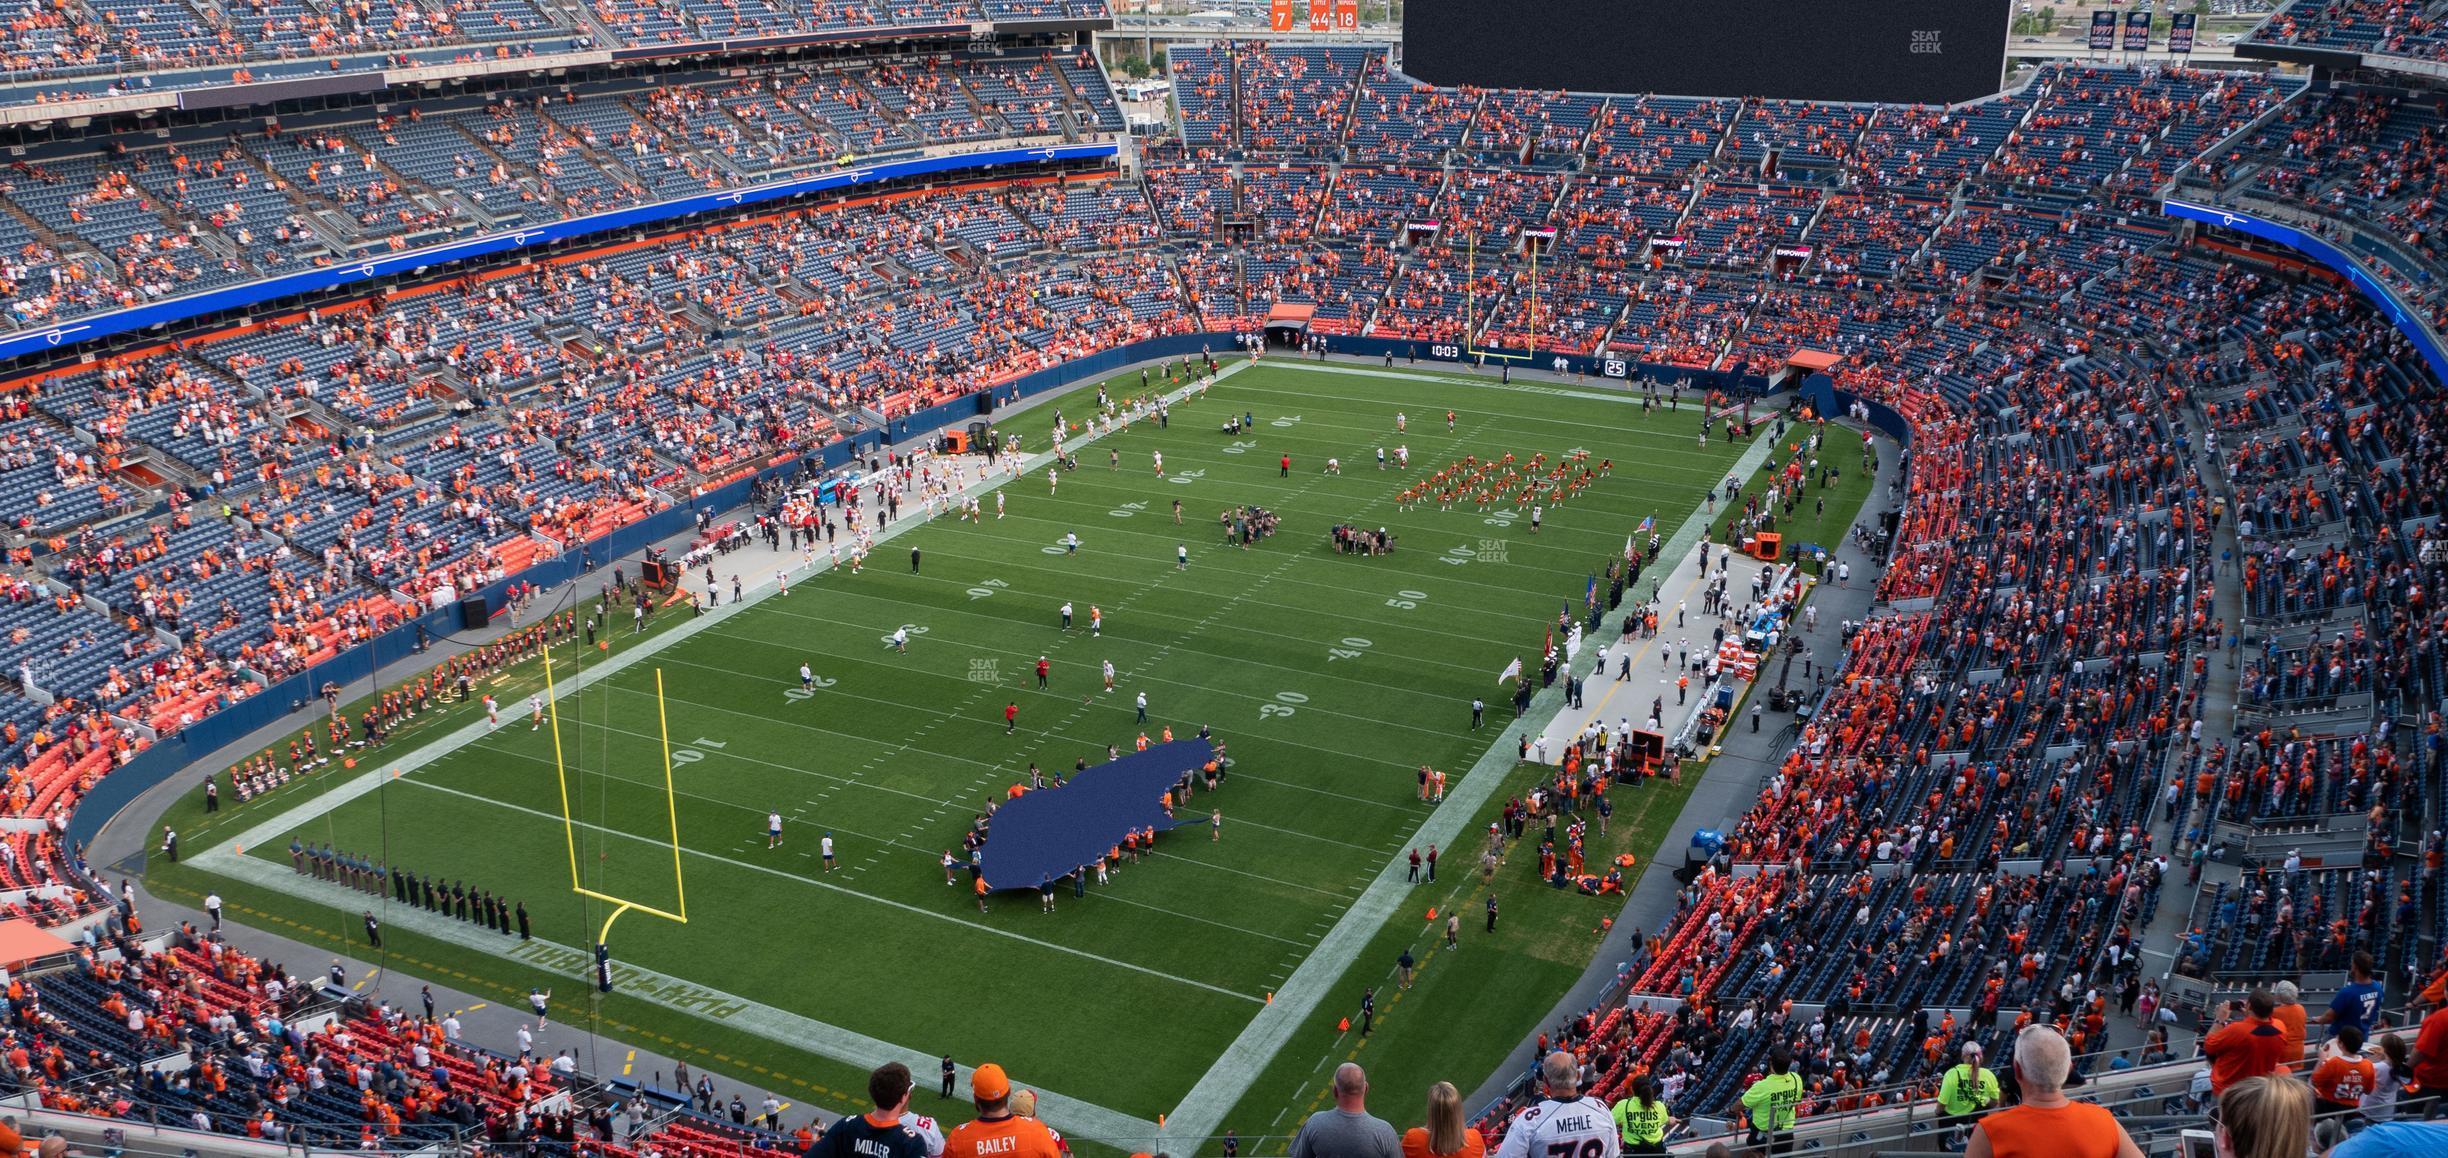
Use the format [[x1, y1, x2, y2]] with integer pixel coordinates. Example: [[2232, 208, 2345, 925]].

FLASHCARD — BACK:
[[1739, 1045, 1804, 1155]]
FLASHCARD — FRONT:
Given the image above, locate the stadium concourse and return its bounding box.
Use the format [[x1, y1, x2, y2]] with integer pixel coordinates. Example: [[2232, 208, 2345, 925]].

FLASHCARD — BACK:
[[0, 0, 2442, 1151]]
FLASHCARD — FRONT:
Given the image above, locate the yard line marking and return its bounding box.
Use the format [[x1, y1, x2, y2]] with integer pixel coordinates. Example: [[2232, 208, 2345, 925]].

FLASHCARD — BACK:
[[701, 616, 1470, 748], [854, 543, 1545, 653], [1202, 769, 1419, 812], [1222, 817, 1384, 853], [605, 659, 1435, 799], [1085, 888, 1311, 947], [739, 596, 1491, 703], [935, 491, 1711, 591], [1144, 850, 1358, 898], [542, 660, 1428, 851]]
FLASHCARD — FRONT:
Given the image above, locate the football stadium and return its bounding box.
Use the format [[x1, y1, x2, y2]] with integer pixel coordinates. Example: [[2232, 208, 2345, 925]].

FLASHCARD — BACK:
[[0, 0, 2441, 1155]]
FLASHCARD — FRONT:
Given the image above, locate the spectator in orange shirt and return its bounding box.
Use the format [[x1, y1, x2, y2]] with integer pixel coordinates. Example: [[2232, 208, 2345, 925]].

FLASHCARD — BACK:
[[1962, 1026, 2141, 1158], [2204, 991, 2294, 1094], [2270, 980, 2308, 1067], [1400, 1081, 1485, 1158], [2406, 996, 2448, 1120], [943, 1065, 1061, 1158], [2309, 1026, 2375, 1120]]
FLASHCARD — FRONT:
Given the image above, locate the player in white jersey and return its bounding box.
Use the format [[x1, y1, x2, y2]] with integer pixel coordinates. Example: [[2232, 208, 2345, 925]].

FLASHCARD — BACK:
[[484, 695, 499, 730], [528, 694, 544, 730], [1496, 1053, 1619, 1158]]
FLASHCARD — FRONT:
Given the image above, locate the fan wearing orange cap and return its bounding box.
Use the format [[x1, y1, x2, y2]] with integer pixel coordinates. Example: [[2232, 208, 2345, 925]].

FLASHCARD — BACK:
[[944, 1063, 1063, 1158]]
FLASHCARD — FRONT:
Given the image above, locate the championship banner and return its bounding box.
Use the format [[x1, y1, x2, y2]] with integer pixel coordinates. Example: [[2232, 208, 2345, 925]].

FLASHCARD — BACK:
[[1308, 0, 1330, 32], [1334, 0, 1358, 32], [2122, 10, 2152, 52], [1271, 0, 1293, 32], [2168, 11, 2197, 54], [2088, 10, 2116, 52]]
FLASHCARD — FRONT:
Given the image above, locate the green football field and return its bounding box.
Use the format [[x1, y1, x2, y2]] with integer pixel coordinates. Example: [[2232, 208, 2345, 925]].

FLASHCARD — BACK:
[[145, 360, 1865, 1153]]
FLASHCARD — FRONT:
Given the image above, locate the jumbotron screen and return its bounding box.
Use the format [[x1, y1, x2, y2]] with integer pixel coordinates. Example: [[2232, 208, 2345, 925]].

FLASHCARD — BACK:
[[1403, 0, 2013, 106]]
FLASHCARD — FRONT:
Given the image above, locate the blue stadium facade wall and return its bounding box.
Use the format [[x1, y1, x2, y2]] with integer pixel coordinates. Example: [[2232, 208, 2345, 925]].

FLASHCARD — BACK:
[[0, 143, 1122, 366], [2159, 197, 2448, 386]]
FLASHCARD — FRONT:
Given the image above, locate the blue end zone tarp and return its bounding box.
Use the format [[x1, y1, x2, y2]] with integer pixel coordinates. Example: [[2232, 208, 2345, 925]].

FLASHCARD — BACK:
[[978, 738, 1211, 890]]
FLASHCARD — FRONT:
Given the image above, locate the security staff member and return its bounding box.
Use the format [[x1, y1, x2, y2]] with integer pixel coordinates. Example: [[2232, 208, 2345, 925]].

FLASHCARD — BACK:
[[1739, 1045, 1804, 1155], [1937, 1042, 2000, 1141], [1609, 1075, 1671, 1155]]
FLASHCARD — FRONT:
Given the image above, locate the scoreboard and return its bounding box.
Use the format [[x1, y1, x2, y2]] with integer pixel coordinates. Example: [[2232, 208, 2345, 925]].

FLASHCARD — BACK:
[[1403, 0, 2012, 106], [1270, 0, 1357, 33]]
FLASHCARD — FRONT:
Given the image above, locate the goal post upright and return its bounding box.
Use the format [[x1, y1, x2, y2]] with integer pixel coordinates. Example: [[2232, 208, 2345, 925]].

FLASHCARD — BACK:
[[541, 651, 688, 990]]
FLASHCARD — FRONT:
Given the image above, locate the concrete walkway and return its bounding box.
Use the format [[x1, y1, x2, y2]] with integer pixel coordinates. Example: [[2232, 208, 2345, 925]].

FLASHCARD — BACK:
[[1525, 544, 1780, 765], [2116, 400, 2253, 1058]]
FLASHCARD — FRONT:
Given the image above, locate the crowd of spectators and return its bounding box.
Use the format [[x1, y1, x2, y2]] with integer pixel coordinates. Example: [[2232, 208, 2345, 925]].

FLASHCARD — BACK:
[[0, 0, 1117, 109], [0, 49, 1122, 331], [0, 32, 2445, 1155], [2252, 0, 2448, 64], [2180, 81, 2448, 334], [1460, 233, 2448, 1146], [0, 913, 915, 1158]]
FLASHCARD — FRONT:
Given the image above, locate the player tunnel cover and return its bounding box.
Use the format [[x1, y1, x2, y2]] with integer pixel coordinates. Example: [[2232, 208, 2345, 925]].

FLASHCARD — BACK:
[[977, 738, 1212, 890]]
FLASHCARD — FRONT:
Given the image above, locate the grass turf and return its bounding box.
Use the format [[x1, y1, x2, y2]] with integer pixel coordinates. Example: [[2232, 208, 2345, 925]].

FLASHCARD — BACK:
[[145, 360, 1849, 1147]]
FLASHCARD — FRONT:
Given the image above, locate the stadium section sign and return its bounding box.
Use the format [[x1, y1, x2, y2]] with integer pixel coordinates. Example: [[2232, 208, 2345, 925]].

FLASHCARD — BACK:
[[1404, 0, 2011, 105]]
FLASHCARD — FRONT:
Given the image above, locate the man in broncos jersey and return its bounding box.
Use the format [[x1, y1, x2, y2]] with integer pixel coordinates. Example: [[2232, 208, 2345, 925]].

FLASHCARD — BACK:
[[810, 1063, 944, 1158], [945, 1064, 1061, 1158], [1495, 1053, 1619, 1158]]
